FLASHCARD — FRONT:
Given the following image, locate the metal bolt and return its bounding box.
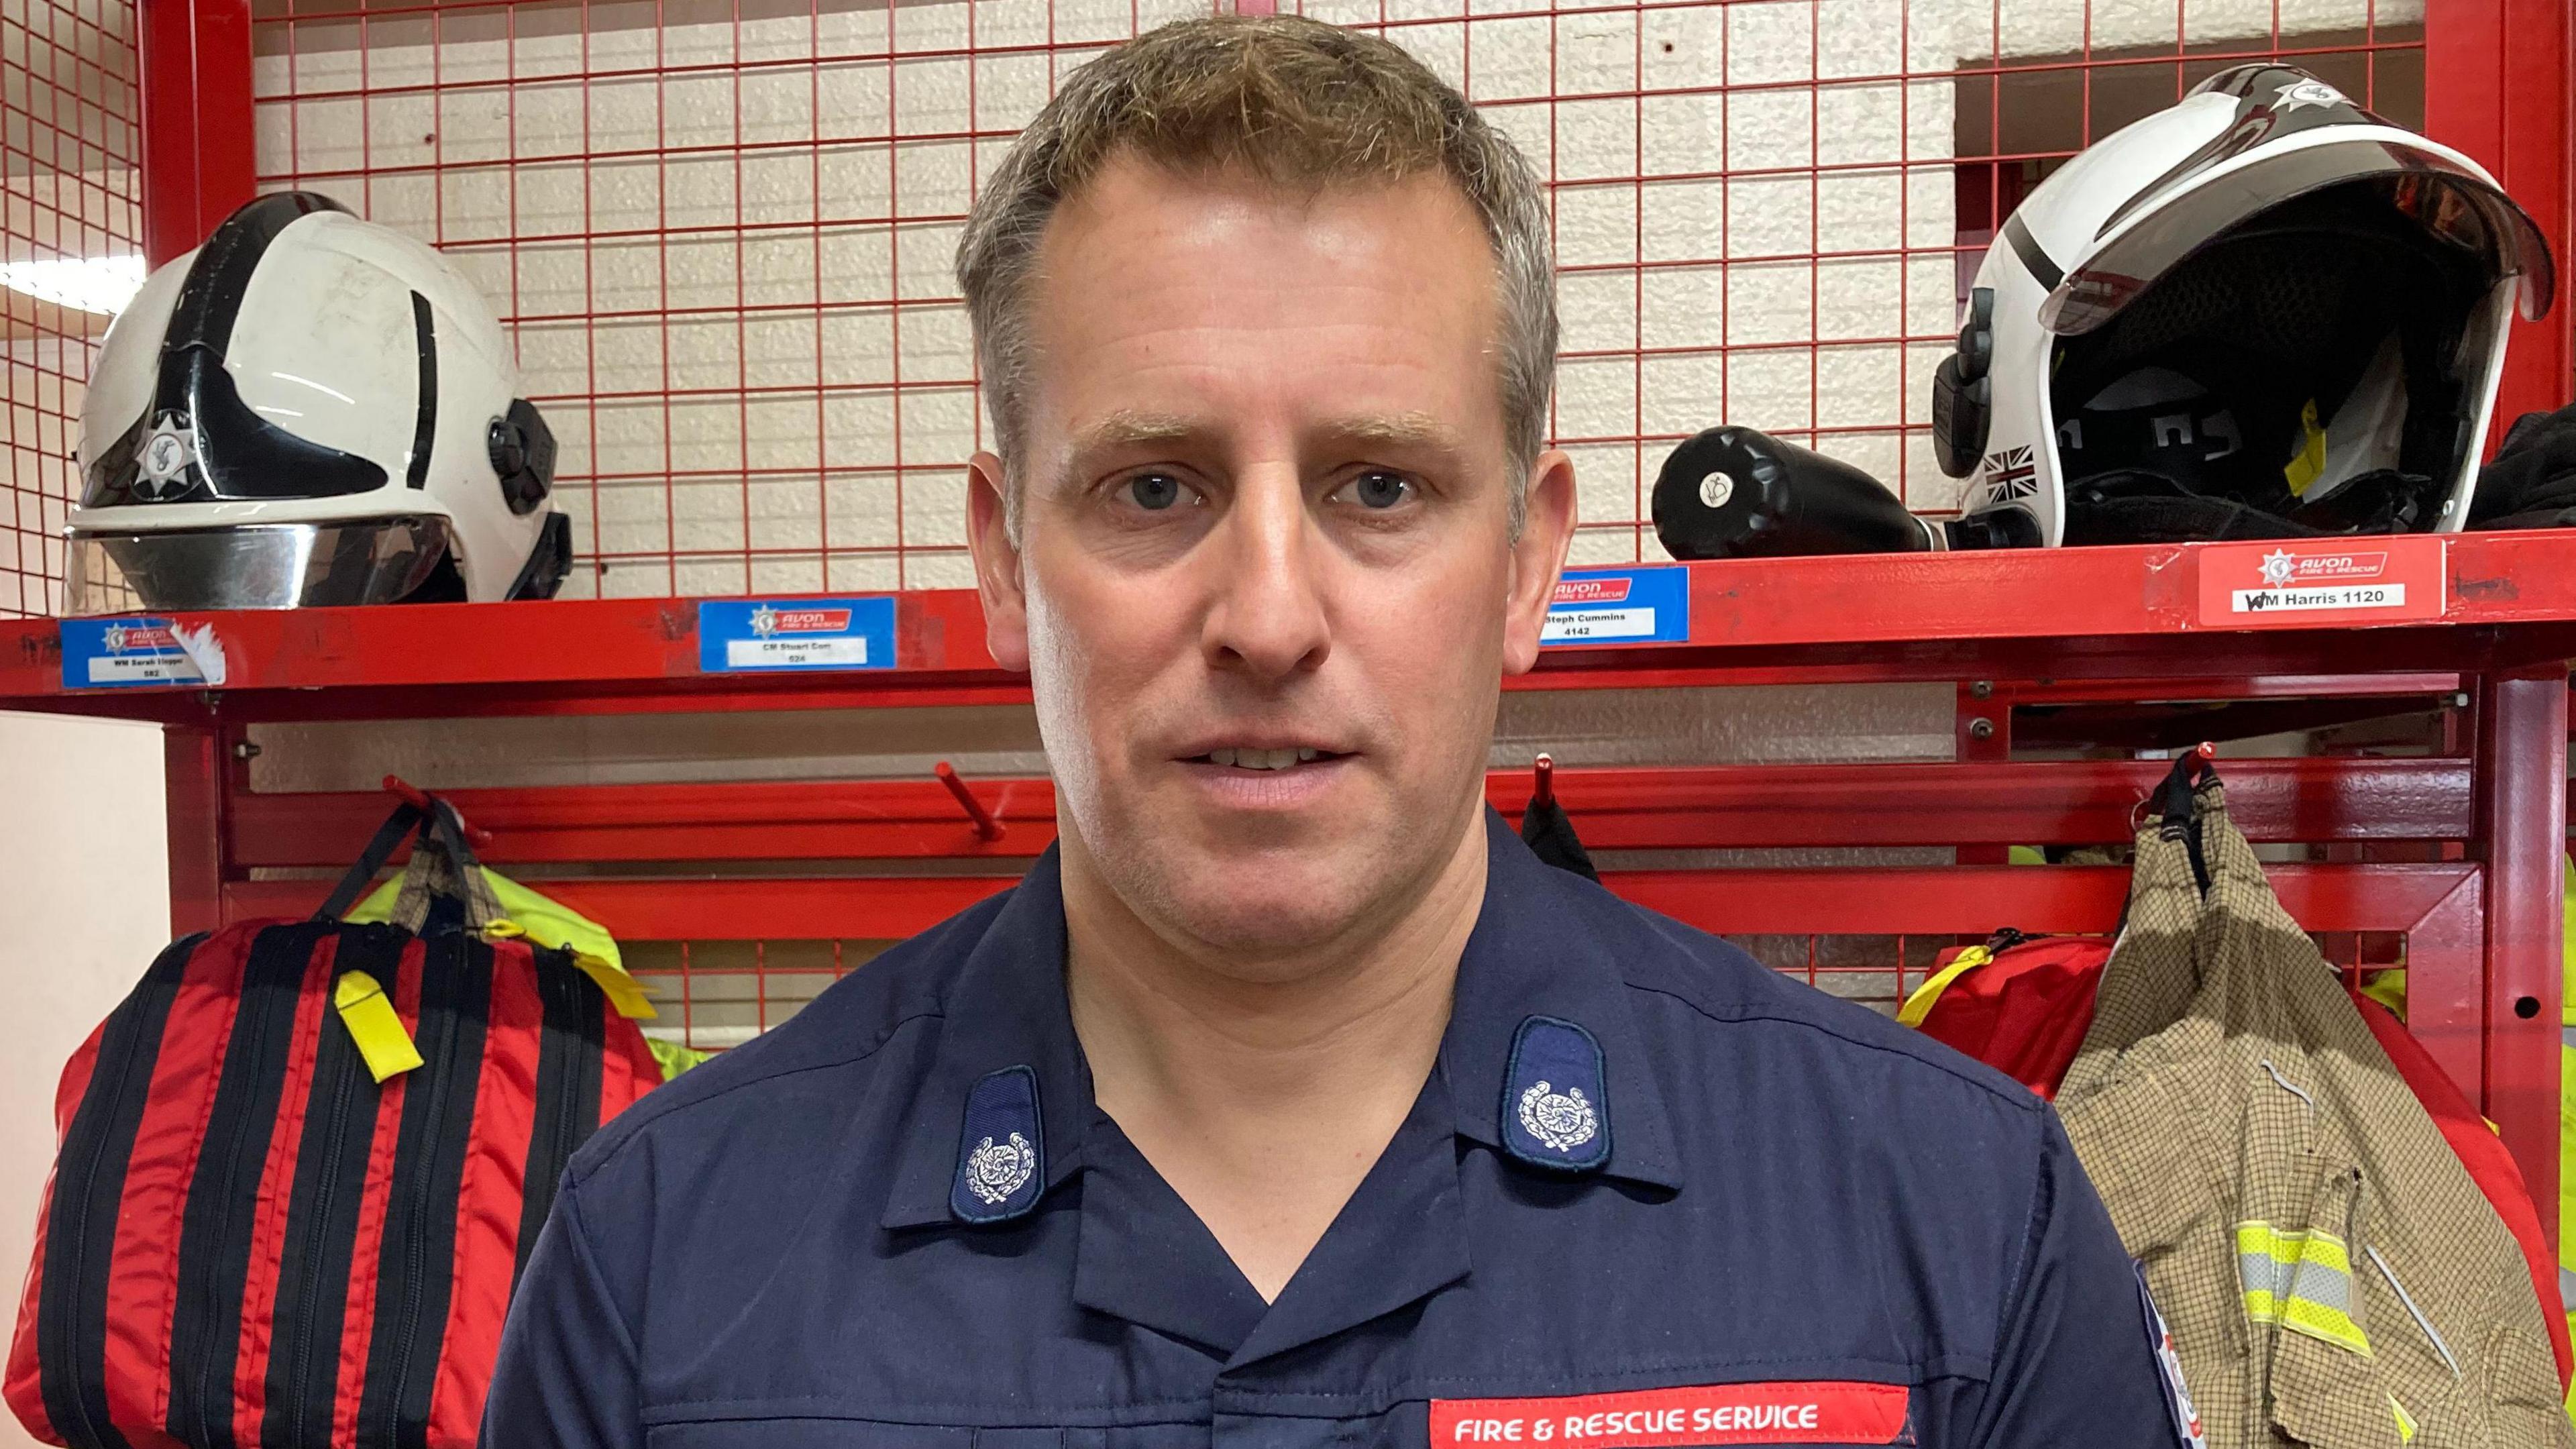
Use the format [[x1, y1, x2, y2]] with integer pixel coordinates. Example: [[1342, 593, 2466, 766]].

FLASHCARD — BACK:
[[2449, 692, 2471, 709], [232, 740, 262, 761], [1966, 717, 1996, 741], [1968, 680, 1994, 699]]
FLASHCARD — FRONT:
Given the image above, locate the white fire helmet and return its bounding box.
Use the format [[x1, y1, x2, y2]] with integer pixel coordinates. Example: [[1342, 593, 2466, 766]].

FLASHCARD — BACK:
[[1934, 65, 2555, 548], [64, 193, 569, 612]]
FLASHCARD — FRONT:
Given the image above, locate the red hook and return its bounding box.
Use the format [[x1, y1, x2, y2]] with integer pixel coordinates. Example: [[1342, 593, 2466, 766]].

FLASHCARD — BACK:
[[382, 775, 494, 847], [1533, 753, 1557, 810], [935, 761, 1006, 842]]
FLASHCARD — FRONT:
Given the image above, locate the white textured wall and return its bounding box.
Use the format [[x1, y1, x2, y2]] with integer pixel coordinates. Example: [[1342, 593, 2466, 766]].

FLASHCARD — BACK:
[[0, 712, 168, 1449], [1974, 0, 2418, 58]]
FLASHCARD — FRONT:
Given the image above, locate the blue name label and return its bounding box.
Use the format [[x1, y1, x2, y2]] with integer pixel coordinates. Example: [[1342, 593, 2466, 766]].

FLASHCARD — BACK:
[[698, 598, 898, 673], [1540, 566, 1690, 647], [59, 617, 208, 689]]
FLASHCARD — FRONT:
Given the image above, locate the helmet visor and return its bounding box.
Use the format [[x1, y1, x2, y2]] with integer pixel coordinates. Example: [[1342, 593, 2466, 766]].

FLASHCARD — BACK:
[[2041, 138, 2556, 335], [64, 517, 451, 614]]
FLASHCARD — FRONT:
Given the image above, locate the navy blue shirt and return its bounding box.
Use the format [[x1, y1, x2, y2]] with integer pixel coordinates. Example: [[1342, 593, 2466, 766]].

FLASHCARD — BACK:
[[484, 815, 2184, 1449]]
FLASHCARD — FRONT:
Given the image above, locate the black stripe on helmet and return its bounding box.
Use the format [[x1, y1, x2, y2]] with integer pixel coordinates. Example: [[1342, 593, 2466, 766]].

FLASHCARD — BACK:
[[406, 292, 437, 490], [2003, 214, 2064, 292], [162, 192, 351, 372]]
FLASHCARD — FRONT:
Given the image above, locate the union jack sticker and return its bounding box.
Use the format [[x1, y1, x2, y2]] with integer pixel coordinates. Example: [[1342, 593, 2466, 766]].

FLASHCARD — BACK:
[[1980, 446, 2039, 502]]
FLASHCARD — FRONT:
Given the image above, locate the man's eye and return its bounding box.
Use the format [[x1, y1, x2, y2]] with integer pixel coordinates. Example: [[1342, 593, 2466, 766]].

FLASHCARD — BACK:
[[1122, 474, 1187, 511], [1343, 472, 1413, 510]]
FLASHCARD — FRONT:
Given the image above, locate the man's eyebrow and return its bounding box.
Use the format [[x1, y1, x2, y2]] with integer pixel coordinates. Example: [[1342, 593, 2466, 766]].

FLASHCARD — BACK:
[[1069, 410, 1202, 455], [1061, 409, 1466, 460], [1324, 412, 1458, 451]]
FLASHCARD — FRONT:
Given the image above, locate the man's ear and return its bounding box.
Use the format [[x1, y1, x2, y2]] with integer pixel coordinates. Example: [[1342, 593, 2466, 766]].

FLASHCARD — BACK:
[[1501, 449, 1577, 675], [966, 450, 1031, 672]]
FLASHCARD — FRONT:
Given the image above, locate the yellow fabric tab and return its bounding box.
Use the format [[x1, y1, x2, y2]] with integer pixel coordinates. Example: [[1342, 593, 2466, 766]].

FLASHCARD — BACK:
[[333, 970, 425, 1083], [571, 950, 657, 1021], [2284, 398, 2327, 497], [2390, 1395, 2416, 1444], [1898, 946, 1992, 1029]]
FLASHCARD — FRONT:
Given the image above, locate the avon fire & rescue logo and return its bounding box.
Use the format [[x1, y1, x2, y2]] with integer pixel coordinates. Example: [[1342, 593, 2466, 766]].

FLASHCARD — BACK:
[[749, 604, 853, 638], [100, 623, 176, 654], [1553, 578, 1633, 606], [2240, 550, 2392, 611]]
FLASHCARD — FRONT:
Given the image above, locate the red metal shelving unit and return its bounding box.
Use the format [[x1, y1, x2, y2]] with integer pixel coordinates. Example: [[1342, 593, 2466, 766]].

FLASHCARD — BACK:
[[2, 537, 2571, 1232]]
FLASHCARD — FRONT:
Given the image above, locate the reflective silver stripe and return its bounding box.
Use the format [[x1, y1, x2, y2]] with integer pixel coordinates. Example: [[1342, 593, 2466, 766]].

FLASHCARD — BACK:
[[2241, 1252, 2297, 1301], [2367, 1246, 2459, 1379], [2240, 1250, 2355, 1311], [2559, 1265, 2576, 1309], [2286, 1254, 2353, 1313]]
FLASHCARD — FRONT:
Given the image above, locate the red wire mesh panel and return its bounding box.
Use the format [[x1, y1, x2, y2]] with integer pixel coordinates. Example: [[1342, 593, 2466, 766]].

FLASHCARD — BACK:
[[244, 0, 2423, 596], [0, 0, 140, 618]]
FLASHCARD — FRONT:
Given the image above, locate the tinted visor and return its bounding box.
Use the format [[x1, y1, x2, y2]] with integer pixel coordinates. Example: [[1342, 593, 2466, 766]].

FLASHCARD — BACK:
[[64, 517, 451, 613], [2042, 139, 2556, 336]]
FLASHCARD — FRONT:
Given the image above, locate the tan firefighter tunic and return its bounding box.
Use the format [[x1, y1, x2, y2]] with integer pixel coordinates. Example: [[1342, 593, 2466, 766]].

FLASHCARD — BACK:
[[2057, 775, 2570, 1449]]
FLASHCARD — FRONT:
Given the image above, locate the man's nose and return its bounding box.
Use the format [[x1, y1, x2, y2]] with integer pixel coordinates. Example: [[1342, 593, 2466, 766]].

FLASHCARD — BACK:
[[1201, 469, 1330, 681]]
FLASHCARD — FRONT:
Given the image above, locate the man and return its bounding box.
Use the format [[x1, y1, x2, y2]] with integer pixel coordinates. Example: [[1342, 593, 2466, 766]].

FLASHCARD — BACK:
[[484, 17, 2190, 1448]]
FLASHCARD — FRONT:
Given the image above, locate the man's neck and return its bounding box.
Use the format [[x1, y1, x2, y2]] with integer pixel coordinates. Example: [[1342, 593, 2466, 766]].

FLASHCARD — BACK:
[[1059, 807, 1489, 1301]]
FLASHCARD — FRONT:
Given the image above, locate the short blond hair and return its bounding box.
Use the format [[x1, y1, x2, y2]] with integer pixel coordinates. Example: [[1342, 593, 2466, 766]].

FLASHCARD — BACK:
[[954, 13, 1557, 537]]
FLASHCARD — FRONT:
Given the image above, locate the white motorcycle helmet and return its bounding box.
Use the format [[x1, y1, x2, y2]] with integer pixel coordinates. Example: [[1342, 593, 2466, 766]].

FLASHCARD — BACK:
[[1933, 65, 2555, 547], [64, 192, 568, 612]]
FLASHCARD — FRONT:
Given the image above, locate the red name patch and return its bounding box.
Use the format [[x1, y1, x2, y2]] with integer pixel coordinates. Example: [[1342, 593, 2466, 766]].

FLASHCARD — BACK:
[[1432, 1383, 1909, 1449], [1552, 578, 1633, 605], [769, 608, 852, 633]]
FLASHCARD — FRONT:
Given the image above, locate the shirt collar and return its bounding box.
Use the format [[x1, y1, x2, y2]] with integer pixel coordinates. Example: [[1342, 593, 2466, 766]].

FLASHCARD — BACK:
[[1440, 810, 1683, 1191], [880, 857, 1094, 1230], [881, 810, 1682, 1232]]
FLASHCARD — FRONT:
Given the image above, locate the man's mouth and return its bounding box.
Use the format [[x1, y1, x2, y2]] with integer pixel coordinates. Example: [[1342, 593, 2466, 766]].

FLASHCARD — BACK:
[[1189, 746, 1349, 771]]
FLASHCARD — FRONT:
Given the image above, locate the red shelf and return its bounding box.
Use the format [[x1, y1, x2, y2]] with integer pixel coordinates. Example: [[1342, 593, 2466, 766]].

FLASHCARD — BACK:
[[10, 534, 2571, 1227], [7, 535, 2576, 721]]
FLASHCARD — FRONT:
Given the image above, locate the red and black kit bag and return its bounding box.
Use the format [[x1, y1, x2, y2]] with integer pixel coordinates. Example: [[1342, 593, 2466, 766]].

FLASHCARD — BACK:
[[6, 797, 662, 1449]]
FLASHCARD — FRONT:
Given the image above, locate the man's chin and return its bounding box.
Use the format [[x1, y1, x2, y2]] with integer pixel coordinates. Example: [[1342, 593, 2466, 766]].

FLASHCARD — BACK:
[[1133, 860, 1399, 971]]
